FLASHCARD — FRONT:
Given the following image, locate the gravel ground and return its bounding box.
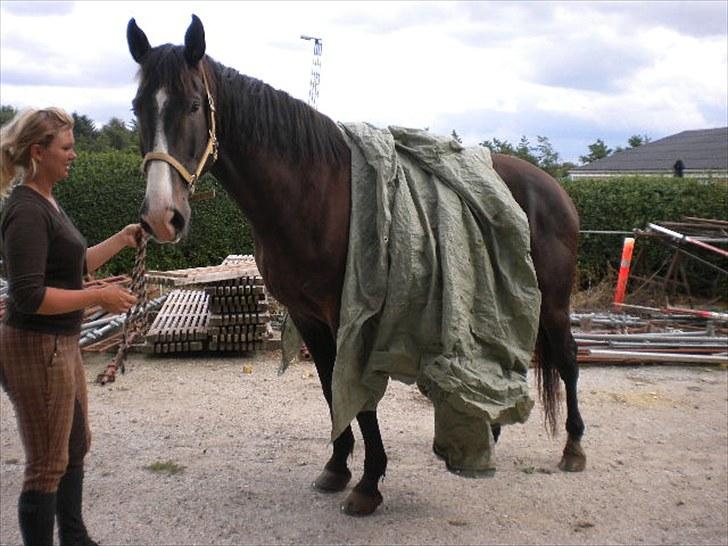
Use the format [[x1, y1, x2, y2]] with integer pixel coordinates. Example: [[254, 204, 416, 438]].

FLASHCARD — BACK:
[[1, 350, 726, 545]]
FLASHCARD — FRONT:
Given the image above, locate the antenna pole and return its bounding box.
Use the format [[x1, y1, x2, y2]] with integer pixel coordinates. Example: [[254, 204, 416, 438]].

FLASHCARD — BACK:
[[301, 35, 323, 110]]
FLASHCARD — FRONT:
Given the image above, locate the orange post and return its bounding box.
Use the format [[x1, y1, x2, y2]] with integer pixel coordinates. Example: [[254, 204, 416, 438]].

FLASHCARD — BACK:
[[613, 237, 635, 306]]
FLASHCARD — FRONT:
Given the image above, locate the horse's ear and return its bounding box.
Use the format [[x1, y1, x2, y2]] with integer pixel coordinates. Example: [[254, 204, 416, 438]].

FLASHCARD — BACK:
[[184, 14, 206, 66], [127, 18, 151, 63]]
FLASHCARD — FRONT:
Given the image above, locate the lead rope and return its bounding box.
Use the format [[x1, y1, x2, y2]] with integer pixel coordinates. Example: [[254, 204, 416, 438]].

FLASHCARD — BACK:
[[96, 232, 151, 385]]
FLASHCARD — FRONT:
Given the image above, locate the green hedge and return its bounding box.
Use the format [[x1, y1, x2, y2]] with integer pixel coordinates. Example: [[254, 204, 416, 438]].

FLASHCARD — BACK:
[[54, 152, 253, 276], [22, 153, 728, 294], [561, 176, 727, 290]]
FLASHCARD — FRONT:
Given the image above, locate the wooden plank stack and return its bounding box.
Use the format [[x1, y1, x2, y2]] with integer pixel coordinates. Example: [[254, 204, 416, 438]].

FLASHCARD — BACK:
[[206, 275, 269, 352], [145, 290, 210, 353], [144, 255, 273, 354], [145, 259, 260, 287]]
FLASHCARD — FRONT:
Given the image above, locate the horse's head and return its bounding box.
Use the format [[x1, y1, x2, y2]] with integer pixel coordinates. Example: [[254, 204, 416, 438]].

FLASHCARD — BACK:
[[127, 14, 217, 243]]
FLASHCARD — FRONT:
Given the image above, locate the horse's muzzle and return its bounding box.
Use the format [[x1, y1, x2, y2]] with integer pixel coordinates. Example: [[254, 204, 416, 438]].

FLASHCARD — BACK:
[[140, 204, 186, 243]]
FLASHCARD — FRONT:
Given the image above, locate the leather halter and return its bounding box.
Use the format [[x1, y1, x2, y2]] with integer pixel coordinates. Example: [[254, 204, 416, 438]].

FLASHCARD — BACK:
[[140, 67, 219, 195]]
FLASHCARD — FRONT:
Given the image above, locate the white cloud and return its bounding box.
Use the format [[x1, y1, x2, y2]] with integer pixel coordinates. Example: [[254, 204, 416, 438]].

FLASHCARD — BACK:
[[1, 0, 726, 162]]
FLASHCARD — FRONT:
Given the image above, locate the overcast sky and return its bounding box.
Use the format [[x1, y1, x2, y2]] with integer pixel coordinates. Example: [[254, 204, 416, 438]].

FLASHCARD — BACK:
[[1, 0, 726, 163]]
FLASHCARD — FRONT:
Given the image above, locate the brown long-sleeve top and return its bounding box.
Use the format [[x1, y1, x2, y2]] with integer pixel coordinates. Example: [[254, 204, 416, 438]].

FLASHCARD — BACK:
[[1, 185, 87, 335]]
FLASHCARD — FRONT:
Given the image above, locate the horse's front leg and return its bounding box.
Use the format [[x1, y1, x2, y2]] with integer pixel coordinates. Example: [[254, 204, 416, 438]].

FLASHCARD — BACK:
[[293, 316, 386, 515], [313, 427, 354, 492], [340, 410, 387, 516], [293, 317, 355, 492]]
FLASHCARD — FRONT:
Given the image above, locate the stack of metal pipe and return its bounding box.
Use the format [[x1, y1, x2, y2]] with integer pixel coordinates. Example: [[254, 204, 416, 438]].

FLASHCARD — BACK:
[[80, 295, 168, 349], [571, 311, 727, 365]]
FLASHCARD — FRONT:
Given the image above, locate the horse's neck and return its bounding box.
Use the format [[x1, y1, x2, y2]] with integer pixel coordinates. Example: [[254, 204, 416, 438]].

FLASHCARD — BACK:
[[211, 78, 339, 234], [209, 71, 351, 323], [211, 149, 318, 241], [210, 143, 351, 320]]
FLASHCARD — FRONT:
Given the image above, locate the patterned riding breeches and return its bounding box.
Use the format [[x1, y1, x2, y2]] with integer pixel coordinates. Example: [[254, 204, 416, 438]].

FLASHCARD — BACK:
[[0, 324, 91, 492]]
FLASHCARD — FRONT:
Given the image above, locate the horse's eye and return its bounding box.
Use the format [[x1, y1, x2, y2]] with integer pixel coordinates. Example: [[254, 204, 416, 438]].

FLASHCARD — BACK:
[[190, 100, 201, 114]]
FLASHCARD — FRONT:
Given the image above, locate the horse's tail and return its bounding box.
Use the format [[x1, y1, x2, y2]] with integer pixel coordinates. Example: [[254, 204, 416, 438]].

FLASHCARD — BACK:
[[533, 325, 563, 436]]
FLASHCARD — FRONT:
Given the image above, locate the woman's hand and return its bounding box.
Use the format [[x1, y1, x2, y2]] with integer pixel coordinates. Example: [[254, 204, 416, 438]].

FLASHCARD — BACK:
[[118, 224, 144, 249], [86, 224, 144, 273], [96, 283, 137, 314]]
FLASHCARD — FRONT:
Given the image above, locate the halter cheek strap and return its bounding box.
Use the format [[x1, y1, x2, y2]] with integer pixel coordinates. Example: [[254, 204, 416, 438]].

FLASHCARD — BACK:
[[140, 67, 219, 194]]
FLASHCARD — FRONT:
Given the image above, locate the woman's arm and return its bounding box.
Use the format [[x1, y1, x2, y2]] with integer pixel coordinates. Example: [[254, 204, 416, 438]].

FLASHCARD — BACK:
[[36, 284, 137, 315], [86, 224, 142, 273]]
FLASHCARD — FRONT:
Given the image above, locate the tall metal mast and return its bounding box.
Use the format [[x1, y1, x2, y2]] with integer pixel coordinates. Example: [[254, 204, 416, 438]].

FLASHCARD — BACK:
[[300, 35, 322, 110]]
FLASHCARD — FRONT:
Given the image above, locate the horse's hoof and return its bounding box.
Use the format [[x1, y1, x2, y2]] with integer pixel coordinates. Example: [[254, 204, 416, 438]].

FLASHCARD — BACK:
[[558, 439, 586, 472], [559, 455, 586, 472], [340, 488, 383, 516], [312, 467, 351, 492]]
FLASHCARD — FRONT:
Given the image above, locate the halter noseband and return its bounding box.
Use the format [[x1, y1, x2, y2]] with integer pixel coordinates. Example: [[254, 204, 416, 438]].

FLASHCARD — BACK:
[[140, 67, 219, 195]]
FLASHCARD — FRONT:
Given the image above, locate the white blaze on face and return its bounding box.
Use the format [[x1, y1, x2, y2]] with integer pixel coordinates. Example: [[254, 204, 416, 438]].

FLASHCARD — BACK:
[[146, 88, 174, 206]]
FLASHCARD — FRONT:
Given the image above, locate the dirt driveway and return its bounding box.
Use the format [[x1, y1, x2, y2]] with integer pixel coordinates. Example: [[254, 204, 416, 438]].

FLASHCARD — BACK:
[[1, 351, 726, 545]]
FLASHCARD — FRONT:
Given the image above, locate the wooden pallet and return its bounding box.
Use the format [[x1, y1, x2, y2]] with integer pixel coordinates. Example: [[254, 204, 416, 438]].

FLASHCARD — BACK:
[[210, 301, 269, 315], [146, 264, 264, 287], [208, 312, 270, 326], [204, 284, 265, 297], [208, 325, 267, 342], [204, 263, 271, 352], [134, 257, 277, 355], [208, 339, 263, 352], [145, 290, 210, 353]]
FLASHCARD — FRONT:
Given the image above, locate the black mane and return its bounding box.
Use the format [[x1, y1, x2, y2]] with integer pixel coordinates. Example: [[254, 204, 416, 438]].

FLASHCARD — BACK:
[[135, 44, 349, 167]]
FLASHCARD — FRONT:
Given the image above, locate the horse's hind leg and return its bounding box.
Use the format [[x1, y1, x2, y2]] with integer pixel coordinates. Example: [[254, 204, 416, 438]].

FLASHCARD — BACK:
[[292, 317, 355, 492], [541, 306, 586, 472], [341, 410, 387, 516], [558, 332, 586, 472], [491, 423, 502, 443]]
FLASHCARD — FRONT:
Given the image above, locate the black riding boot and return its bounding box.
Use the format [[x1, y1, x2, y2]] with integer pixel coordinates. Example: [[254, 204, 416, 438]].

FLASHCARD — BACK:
[[56, 467, 98, 546], [18, 490, 56, 546]]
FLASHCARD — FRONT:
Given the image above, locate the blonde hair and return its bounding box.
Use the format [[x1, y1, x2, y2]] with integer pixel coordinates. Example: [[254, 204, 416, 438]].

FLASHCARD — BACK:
[[0, 107, 75, 197]]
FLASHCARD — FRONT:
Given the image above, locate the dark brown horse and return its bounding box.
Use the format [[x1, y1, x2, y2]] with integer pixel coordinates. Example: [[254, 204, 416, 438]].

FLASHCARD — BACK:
[[127, 15, 585, 516]]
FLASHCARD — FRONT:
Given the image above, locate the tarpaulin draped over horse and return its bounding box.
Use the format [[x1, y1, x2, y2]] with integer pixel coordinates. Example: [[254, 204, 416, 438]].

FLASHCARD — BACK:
[[126, 14, 586, 516], [324, 123, 540, 473]]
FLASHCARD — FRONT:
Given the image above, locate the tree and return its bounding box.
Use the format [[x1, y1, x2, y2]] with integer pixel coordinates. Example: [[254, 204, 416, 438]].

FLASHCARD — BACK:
[[482, 135, 540, 166], [614, 134, 653, 153], [627, 134, 651, 148], [98, 117, 137, 152], [72, 113, 99, 151], [479, 137, 516, 156], [128, 118, 140, 136], [579, 139, 612, 164], [515, 136, 539, 166], [555, 161, 577, 179], [534, 135, 560, 177], [0, 105, 17, 126], [480, 135, 559, 174]]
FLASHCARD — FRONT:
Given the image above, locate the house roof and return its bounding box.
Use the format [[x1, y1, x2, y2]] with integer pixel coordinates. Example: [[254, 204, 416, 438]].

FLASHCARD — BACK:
[[571, 127, 728, 172]]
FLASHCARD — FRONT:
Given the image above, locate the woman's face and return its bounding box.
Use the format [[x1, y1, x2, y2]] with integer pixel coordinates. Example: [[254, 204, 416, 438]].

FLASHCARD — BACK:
[[35, 128, 77, 183]]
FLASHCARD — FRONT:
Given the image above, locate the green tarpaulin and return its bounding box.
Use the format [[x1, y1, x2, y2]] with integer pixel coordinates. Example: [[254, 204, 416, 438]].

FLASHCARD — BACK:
[[285, 123, 541, 474]]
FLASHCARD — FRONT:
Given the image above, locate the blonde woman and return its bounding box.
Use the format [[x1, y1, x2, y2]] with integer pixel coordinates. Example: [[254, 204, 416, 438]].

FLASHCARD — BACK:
[[0, 107, 140, 546]]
